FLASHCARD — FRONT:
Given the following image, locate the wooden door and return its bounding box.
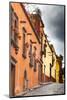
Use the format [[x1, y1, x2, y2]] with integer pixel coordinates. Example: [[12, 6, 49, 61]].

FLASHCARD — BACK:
[[50, 64, 52, 80], [38, 63, 42, 83]]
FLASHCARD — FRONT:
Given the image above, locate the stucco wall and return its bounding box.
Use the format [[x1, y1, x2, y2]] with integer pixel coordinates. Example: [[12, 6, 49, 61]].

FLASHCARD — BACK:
[[10, 3, 41, 96]]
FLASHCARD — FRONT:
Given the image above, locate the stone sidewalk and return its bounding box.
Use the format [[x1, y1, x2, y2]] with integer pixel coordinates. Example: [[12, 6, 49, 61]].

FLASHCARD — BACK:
[[16, 82, 52, 96]]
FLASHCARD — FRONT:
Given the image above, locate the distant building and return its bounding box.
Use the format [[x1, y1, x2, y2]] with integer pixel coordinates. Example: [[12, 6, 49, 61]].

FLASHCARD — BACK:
[[62, 67, 65, 82], [55, 55, 63, 83], [41, 33, 53, 82], [49, 44, 56, 82]]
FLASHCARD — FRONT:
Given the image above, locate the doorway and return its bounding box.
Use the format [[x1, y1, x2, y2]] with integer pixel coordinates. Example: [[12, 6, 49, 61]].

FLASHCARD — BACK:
[[38, 63, 42, 83], [50, 63, 52, 80], [44, 65, 46, 81], [11, 63, 15, 96], [23, 70, 28, 90]]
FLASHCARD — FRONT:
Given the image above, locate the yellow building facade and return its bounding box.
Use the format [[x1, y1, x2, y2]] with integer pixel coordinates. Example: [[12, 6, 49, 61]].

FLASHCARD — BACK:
[[50, 44, 56, 82], [56, 59, 60, 82], [42, 36, 57, 82], [42, 34, 53, 82], [55, 55, 63, 83]]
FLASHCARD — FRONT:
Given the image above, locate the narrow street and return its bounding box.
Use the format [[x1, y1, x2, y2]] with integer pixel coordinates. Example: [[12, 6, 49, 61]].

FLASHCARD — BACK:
[[24, 83, 64, 96]]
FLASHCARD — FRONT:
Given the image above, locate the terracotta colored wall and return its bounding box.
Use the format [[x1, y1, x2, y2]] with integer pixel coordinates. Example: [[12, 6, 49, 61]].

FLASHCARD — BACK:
[[10, 3, 41, 96]]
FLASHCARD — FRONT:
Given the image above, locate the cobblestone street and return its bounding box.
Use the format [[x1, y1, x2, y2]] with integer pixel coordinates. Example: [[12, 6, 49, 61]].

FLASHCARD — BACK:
[[24, 83, 64, 96]]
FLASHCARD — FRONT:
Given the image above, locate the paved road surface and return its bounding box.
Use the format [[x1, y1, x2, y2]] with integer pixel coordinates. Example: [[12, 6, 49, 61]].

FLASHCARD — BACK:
[[24, 83, 64, 96]]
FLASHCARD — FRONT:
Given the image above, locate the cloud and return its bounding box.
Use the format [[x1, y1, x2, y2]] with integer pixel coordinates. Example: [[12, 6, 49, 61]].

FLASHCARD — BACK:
[[24, 4, 65, 56], [37, 4, 65, 56], [39, 5, 65, 42]]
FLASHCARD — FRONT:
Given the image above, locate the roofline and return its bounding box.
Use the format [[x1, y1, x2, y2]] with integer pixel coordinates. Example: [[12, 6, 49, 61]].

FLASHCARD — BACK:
[[29, 13, 44, 27], [20, 3, 41, 43], [49, 44, 57, 56], [38, 14, 44, 27]]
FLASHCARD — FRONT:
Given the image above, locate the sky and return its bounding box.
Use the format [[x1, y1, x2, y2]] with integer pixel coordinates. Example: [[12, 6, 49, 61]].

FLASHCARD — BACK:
[[24, 3, 65, 67]]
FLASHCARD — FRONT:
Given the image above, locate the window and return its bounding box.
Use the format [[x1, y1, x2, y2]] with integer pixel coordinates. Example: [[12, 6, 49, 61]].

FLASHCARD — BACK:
[[52, 55, 55, 66], [29, 42, 37, 70], [22, 27, 27, 58], [13, 11, 18, 28], [42, 43, 46, 57], [44, 44, 46, 57], [33, 46, 37, 72], [10, 6, 19, 54], [34, 58, 37, 72], [14, 32, 18, 43], [29, 41, 33, 67], [15, 20, 17, 28], [50, 63, 52, 79]]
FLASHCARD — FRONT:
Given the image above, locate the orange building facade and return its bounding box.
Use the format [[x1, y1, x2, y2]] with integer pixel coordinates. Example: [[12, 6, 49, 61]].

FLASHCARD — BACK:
[[9, 2, 44, 96]]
